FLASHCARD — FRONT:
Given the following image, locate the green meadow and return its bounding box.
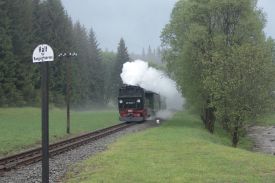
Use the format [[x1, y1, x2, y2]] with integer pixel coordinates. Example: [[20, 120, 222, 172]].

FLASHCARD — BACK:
[[64, 112, 275, 183], [0, 107, 118, 156]]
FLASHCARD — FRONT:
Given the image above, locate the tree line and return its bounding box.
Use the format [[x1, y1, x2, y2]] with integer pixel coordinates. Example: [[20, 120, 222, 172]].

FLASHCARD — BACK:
[[162, 0, 275, 146], [0, 0, 130, 108]]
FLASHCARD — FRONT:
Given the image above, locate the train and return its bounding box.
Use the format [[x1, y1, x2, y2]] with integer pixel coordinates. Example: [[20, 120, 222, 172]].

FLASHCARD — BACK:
[[118, 85, 161, 122]]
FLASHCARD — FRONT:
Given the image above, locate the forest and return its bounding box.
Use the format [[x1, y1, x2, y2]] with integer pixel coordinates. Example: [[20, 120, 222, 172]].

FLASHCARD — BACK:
[[0, 0, 162, 108]]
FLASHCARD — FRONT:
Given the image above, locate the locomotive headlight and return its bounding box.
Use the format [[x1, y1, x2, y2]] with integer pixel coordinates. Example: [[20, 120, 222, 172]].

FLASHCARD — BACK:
[[119, 100, 123, 104], [137, 99, 141, 103]]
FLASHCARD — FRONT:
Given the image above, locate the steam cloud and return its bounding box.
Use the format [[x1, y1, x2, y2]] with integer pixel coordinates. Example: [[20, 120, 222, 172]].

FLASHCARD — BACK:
[[120, 60, 184, 111]]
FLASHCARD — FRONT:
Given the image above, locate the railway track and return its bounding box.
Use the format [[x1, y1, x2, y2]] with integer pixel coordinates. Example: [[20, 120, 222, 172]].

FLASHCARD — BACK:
[[0, 122, 134, 174]]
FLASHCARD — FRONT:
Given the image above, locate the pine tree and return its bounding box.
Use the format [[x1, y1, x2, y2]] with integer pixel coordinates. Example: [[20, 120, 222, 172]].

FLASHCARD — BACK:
[[0, 0, 20, 106], [70, 22, 90, 107], [87, 27, 105, 105], [142, 47, 145, 60], [7, 0, 37, 105], [101, 51, 116, 104], [147, 45, 153, 61], [111, 38, 129, 98]]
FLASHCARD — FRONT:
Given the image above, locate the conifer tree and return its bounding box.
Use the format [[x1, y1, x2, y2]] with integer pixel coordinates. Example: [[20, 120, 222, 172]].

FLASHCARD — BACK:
[[87, 27, 105, 105], [101, 51, 116, 104], [0, 0, 19, 106], [70, 22, 91, 107], [7, 0, 37, 105], [112, 38, 129, 98]]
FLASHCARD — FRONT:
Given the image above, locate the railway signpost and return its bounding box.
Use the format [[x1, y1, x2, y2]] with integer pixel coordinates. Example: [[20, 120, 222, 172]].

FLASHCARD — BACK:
[[33, 44, 54, 183]]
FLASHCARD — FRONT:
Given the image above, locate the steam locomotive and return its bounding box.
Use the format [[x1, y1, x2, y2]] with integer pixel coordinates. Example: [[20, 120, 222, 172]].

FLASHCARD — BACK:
[[118, 85, 161, 122]]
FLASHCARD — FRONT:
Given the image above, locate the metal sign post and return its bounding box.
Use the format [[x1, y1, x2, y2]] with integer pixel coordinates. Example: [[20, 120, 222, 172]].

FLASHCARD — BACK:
[[41, 61, 49, 183], [33, 44, 54, 183]]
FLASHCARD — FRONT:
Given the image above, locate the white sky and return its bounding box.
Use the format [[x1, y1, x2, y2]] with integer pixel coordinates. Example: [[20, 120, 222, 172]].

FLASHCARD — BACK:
[[61, 0, 275, 54], [257, 0, 275, 39]]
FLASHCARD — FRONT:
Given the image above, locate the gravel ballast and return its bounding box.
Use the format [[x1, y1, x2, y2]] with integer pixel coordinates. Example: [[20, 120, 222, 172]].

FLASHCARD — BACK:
[[247, 125, 275, 155], [0, 121, 158, 183]]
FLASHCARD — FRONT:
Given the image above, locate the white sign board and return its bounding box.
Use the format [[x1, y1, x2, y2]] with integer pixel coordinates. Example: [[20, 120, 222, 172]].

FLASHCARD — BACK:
[[33, 44, 54, 63]]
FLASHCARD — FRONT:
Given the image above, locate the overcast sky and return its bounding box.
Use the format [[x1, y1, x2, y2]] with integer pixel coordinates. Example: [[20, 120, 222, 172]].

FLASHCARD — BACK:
[[257, 0, 275, 39], [61, 0, 275, 54]]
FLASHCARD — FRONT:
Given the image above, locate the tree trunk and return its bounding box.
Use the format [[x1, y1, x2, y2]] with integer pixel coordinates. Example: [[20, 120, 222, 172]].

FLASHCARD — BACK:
[[201, 106, 215, 133], [207, 106, 215, 133], [200, 107, 207, 128], [232, 126, 239, 147]]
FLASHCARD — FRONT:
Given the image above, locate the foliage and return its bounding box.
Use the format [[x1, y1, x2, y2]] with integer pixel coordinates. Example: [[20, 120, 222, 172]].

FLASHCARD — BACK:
[[161, 0, 275, 146]]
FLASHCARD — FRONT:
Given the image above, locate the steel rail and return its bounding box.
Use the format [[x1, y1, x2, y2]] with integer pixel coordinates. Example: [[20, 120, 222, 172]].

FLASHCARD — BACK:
[[0, 122, 133, 174]]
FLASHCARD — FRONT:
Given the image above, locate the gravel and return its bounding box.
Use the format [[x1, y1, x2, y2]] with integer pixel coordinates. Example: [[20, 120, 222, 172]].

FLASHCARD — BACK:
[[247, 125, 275, 155], [0, 120, 159, 183]]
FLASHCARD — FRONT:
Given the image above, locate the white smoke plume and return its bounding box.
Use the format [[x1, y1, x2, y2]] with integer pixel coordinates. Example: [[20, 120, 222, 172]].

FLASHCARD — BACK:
[[120, 60, 184, 111], [156, 110, 174, 120]]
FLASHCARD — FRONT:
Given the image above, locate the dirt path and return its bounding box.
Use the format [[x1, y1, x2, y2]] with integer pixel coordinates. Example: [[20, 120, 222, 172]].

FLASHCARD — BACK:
[[247, 125, 275, 155]]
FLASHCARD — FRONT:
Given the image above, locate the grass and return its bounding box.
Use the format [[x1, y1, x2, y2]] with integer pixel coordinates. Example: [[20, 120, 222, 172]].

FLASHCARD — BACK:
[[256, 113, 275, 126], [64, 111, 275, 183], [0, 107, 118, 156]]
